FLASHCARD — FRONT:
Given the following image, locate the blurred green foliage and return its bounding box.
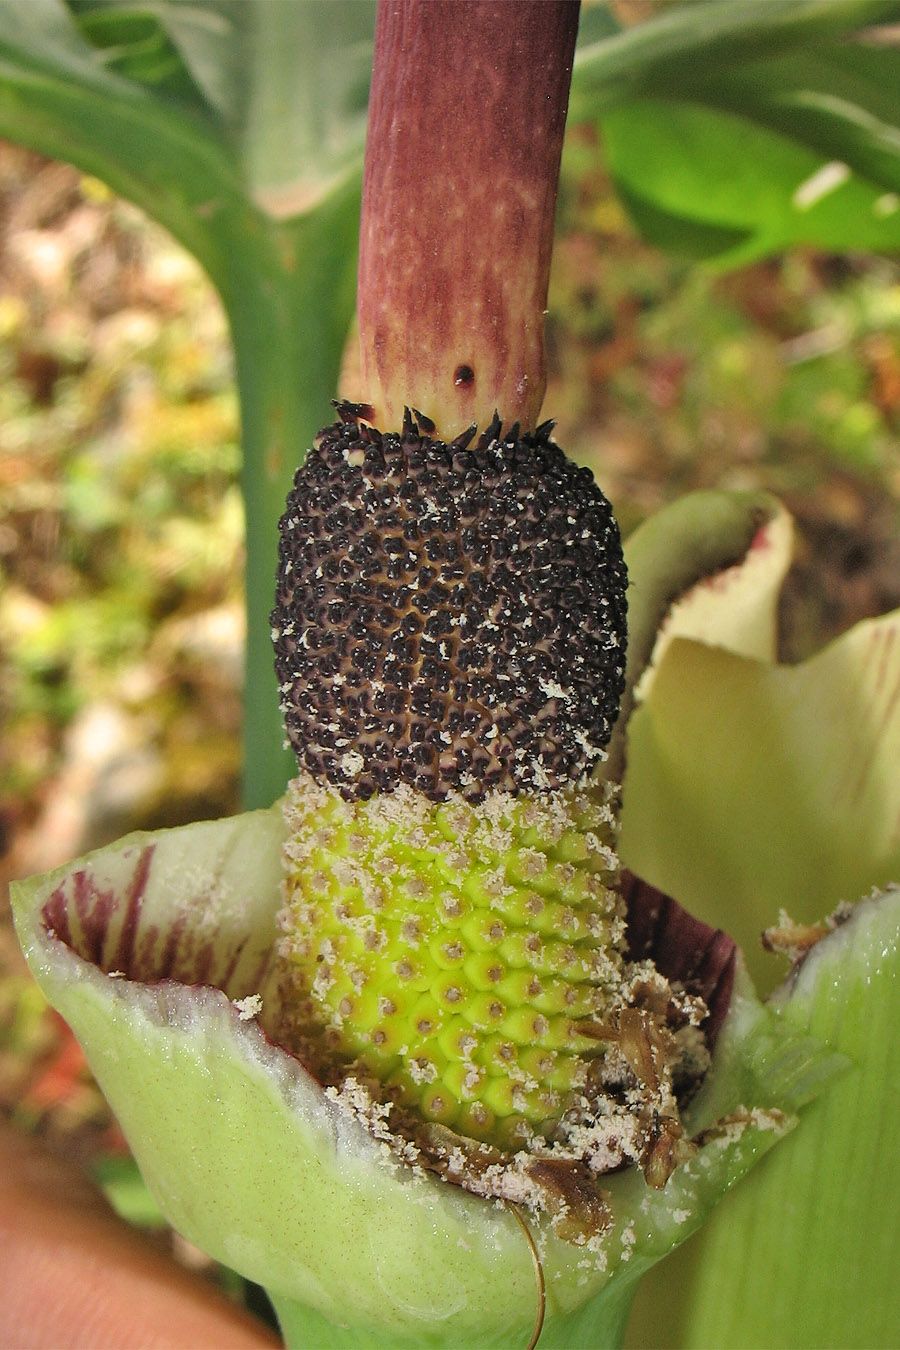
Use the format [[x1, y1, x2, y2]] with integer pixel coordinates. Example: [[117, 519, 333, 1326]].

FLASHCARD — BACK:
[[0, 152, 242, 818]]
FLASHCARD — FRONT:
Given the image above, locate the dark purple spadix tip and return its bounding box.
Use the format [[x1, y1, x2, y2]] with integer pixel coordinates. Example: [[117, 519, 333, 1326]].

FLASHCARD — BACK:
[[271, 408, 627, 802]]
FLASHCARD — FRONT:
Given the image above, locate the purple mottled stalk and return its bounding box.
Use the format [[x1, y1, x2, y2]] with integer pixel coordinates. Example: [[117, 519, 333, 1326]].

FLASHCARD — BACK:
[[357, 0, 579, 438]]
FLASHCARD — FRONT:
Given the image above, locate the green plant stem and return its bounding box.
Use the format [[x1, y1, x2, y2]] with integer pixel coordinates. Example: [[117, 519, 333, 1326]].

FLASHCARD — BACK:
[[215, 189, 360, 809], [0, 39, 360, 810]]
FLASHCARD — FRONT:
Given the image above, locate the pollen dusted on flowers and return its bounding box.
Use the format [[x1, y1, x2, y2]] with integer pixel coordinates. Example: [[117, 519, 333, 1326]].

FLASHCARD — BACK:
[[274, 770, 709, 1222], [271, 410, 709, 1229], [271, 408, 628, 802]]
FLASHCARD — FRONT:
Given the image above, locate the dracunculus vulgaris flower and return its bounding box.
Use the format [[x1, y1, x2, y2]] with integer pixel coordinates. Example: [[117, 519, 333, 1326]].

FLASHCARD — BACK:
[[17, 484, 900, 1350], [12, 2, 900, 1346]]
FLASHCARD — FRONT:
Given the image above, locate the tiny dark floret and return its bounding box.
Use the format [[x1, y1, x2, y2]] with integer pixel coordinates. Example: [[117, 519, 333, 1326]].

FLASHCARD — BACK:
[[272, 408, 627, 801]]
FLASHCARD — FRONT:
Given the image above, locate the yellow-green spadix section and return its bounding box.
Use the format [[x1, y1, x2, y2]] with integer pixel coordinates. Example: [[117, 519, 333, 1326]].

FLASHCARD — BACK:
[[278, 774, 623, 1146]]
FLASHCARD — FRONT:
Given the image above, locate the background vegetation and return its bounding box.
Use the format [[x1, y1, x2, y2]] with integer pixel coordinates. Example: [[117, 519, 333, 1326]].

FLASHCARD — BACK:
[[2, 0, 900, 1300]]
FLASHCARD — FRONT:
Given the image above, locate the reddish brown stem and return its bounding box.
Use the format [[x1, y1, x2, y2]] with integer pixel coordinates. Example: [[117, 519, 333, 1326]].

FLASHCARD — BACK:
[[357, 0, 579, 437]]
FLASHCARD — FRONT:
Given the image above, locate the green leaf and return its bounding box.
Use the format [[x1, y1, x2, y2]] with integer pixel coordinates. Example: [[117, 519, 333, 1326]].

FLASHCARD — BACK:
[[115, 0, 376, 215], [0, 0, 368, 808], [695, 43, 900, 194], [571, 0, 900, 118], [68, 2, 213, 106], [572, 0, 900, 261], [602, 98, 900, 265], [211, 0, 373, 217], [611, 185, 754, 262], [0, 0, 239, 276], [69, 0, 235, 115], [0, 0, 374, 216]]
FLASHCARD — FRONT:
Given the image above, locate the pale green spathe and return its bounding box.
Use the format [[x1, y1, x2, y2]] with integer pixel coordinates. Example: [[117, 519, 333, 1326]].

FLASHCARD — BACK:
[[11, 800, 835, 1349], [621, 614, 900, 990], [635, 886, 900, 1348]]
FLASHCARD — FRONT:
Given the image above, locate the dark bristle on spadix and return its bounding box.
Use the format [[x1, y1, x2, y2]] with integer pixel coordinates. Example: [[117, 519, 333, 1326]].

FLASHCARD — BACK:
[[271, 409, 628, 802]]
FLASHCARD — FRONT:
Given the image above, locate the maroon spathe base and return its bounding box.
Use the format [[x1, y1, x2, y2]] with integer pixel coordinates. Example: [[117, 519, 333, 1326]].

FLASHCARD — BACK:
[[40, 845, 271, 996], [622, 871, 737, 1051]]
